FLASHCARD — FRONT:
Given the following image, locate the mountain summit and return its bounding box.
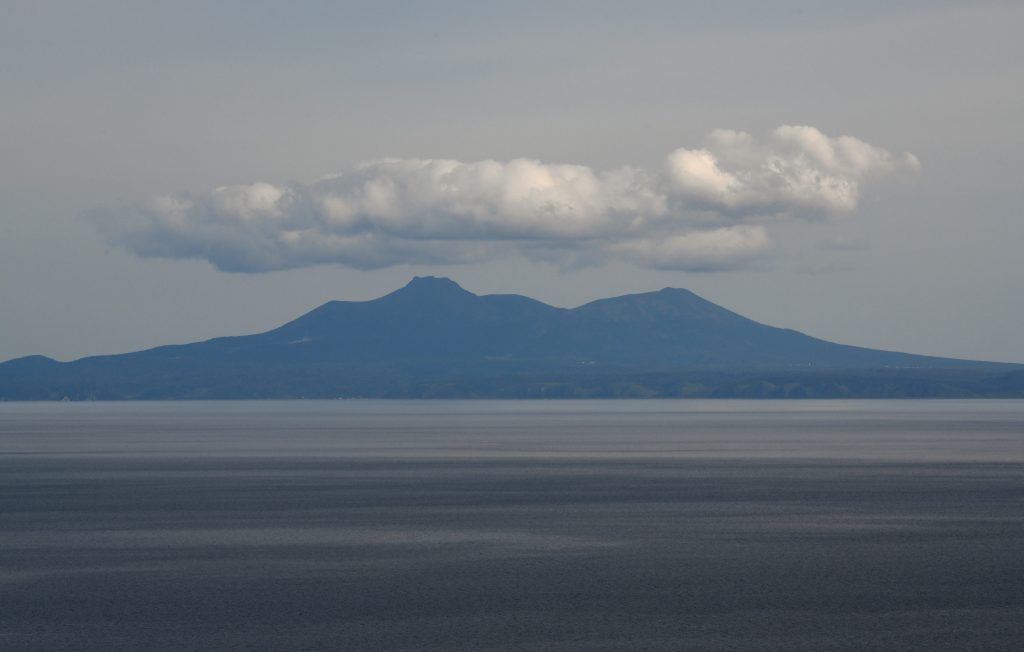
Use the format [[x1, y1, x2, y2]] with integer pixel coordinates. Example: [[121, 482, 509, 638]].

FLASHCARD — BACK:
[[386, 275, 478, 303], [1, 278, 1020, 399]]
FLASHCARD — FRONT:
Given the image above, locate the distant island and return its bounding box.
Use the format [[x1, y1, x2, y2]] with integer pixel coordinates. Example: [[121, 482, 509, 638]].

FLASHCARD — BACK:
[[2, 276, 1022, 399]]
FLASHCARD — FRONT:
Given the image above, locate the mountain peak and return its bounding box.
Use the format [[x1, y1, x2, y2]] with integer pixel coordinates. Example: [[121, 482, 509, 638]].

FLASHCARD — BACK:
[[381, 276, 476, 303], [405, 275, 466, 291]]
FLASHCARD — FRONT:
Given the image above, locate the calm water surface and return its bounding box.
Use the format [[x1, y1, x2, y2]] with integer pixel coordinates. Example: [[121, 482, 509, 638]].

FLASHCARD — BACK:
[[1, 400, 1022, 651]]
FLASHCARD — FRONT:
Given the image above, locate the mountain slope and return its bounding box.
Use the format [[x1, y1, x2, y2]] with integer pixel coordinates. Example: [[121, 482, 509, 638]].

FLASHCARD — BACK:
[[0, 276, 1018, 399]]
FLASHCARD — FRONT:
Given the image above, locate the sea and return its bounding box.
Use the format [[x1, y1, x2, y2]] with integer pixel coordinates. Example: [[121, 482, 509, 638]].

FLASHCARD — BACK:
[[1, 400, 1022, 651]]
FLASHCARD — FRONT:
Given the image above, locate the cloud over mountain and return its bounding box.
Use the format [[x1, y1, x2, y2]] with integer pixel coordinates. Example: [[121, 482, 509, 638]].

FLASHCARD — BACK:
[[91, 126, 916, 272], [667, 126, 920, 218]]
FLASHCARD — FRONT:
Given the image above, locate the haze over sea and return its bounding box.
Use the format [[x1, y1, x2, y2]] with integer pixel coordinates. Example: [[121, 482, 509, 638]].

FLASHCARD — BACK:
[[2, 400, 1022, 651]]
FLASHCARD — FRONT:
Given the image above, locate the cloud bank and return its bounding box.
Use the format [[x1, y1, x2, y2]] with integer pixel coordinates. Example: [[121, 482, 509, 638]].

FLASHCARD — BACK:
[[92, 126, 917, 272]]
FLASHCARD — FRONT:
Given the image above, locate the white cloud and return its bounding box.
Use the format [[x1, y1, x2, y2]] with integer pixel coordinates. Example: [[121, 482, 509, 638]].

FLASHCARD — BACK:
[[666, 125, 920, 219], [91, 126, 916, 272]]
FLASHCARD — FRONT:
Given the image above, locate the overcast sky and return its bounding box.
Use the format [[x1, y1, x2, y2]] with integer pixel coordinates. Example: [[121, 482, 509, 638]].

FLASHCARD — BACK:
[[2, 1, 1022, 363]]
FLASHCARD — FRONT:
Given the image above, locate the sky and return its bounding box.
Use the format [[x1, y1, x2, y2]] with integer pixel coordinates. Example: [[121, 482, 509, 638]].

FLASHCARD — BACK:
[[2, 1, 1023, 363]]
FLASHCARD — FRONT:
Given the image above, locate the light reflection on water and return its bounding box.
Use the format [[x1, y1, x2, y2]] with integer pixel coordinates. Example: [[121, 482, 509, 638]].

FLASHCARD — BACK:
[[1, 400, 1022, 651]]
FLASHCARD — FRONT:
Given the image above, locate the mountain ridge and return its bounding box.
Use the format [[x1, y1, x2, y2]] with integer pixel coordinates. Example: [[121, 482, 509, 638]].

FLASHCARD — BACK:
[[2, 277, 1021, 399]]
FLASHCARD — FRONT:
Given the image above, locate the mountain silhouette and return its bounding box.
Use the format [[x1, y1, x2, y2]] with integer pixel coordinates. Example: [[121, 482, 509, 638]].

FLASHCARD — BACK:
[[1, 277, 1020, 399]]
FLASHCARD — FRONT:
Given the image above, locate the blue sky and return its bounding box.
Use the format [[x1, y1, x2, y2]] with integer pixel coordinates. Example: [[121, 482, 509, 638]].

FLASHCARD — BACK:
[[2, 1, 1022, 362]]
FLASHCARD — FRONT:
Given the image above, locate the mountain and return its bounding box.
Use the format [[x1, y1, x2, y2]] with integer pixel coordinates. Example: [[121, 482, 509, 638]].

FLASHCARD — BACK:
[[1, 276, 1021, 399]]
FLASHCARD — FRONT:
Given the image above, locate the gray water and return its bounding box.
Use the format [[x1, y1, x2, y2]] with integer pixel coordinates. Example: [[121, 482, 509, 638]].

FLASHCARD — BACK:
[[1, 400, 1022, 651]]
